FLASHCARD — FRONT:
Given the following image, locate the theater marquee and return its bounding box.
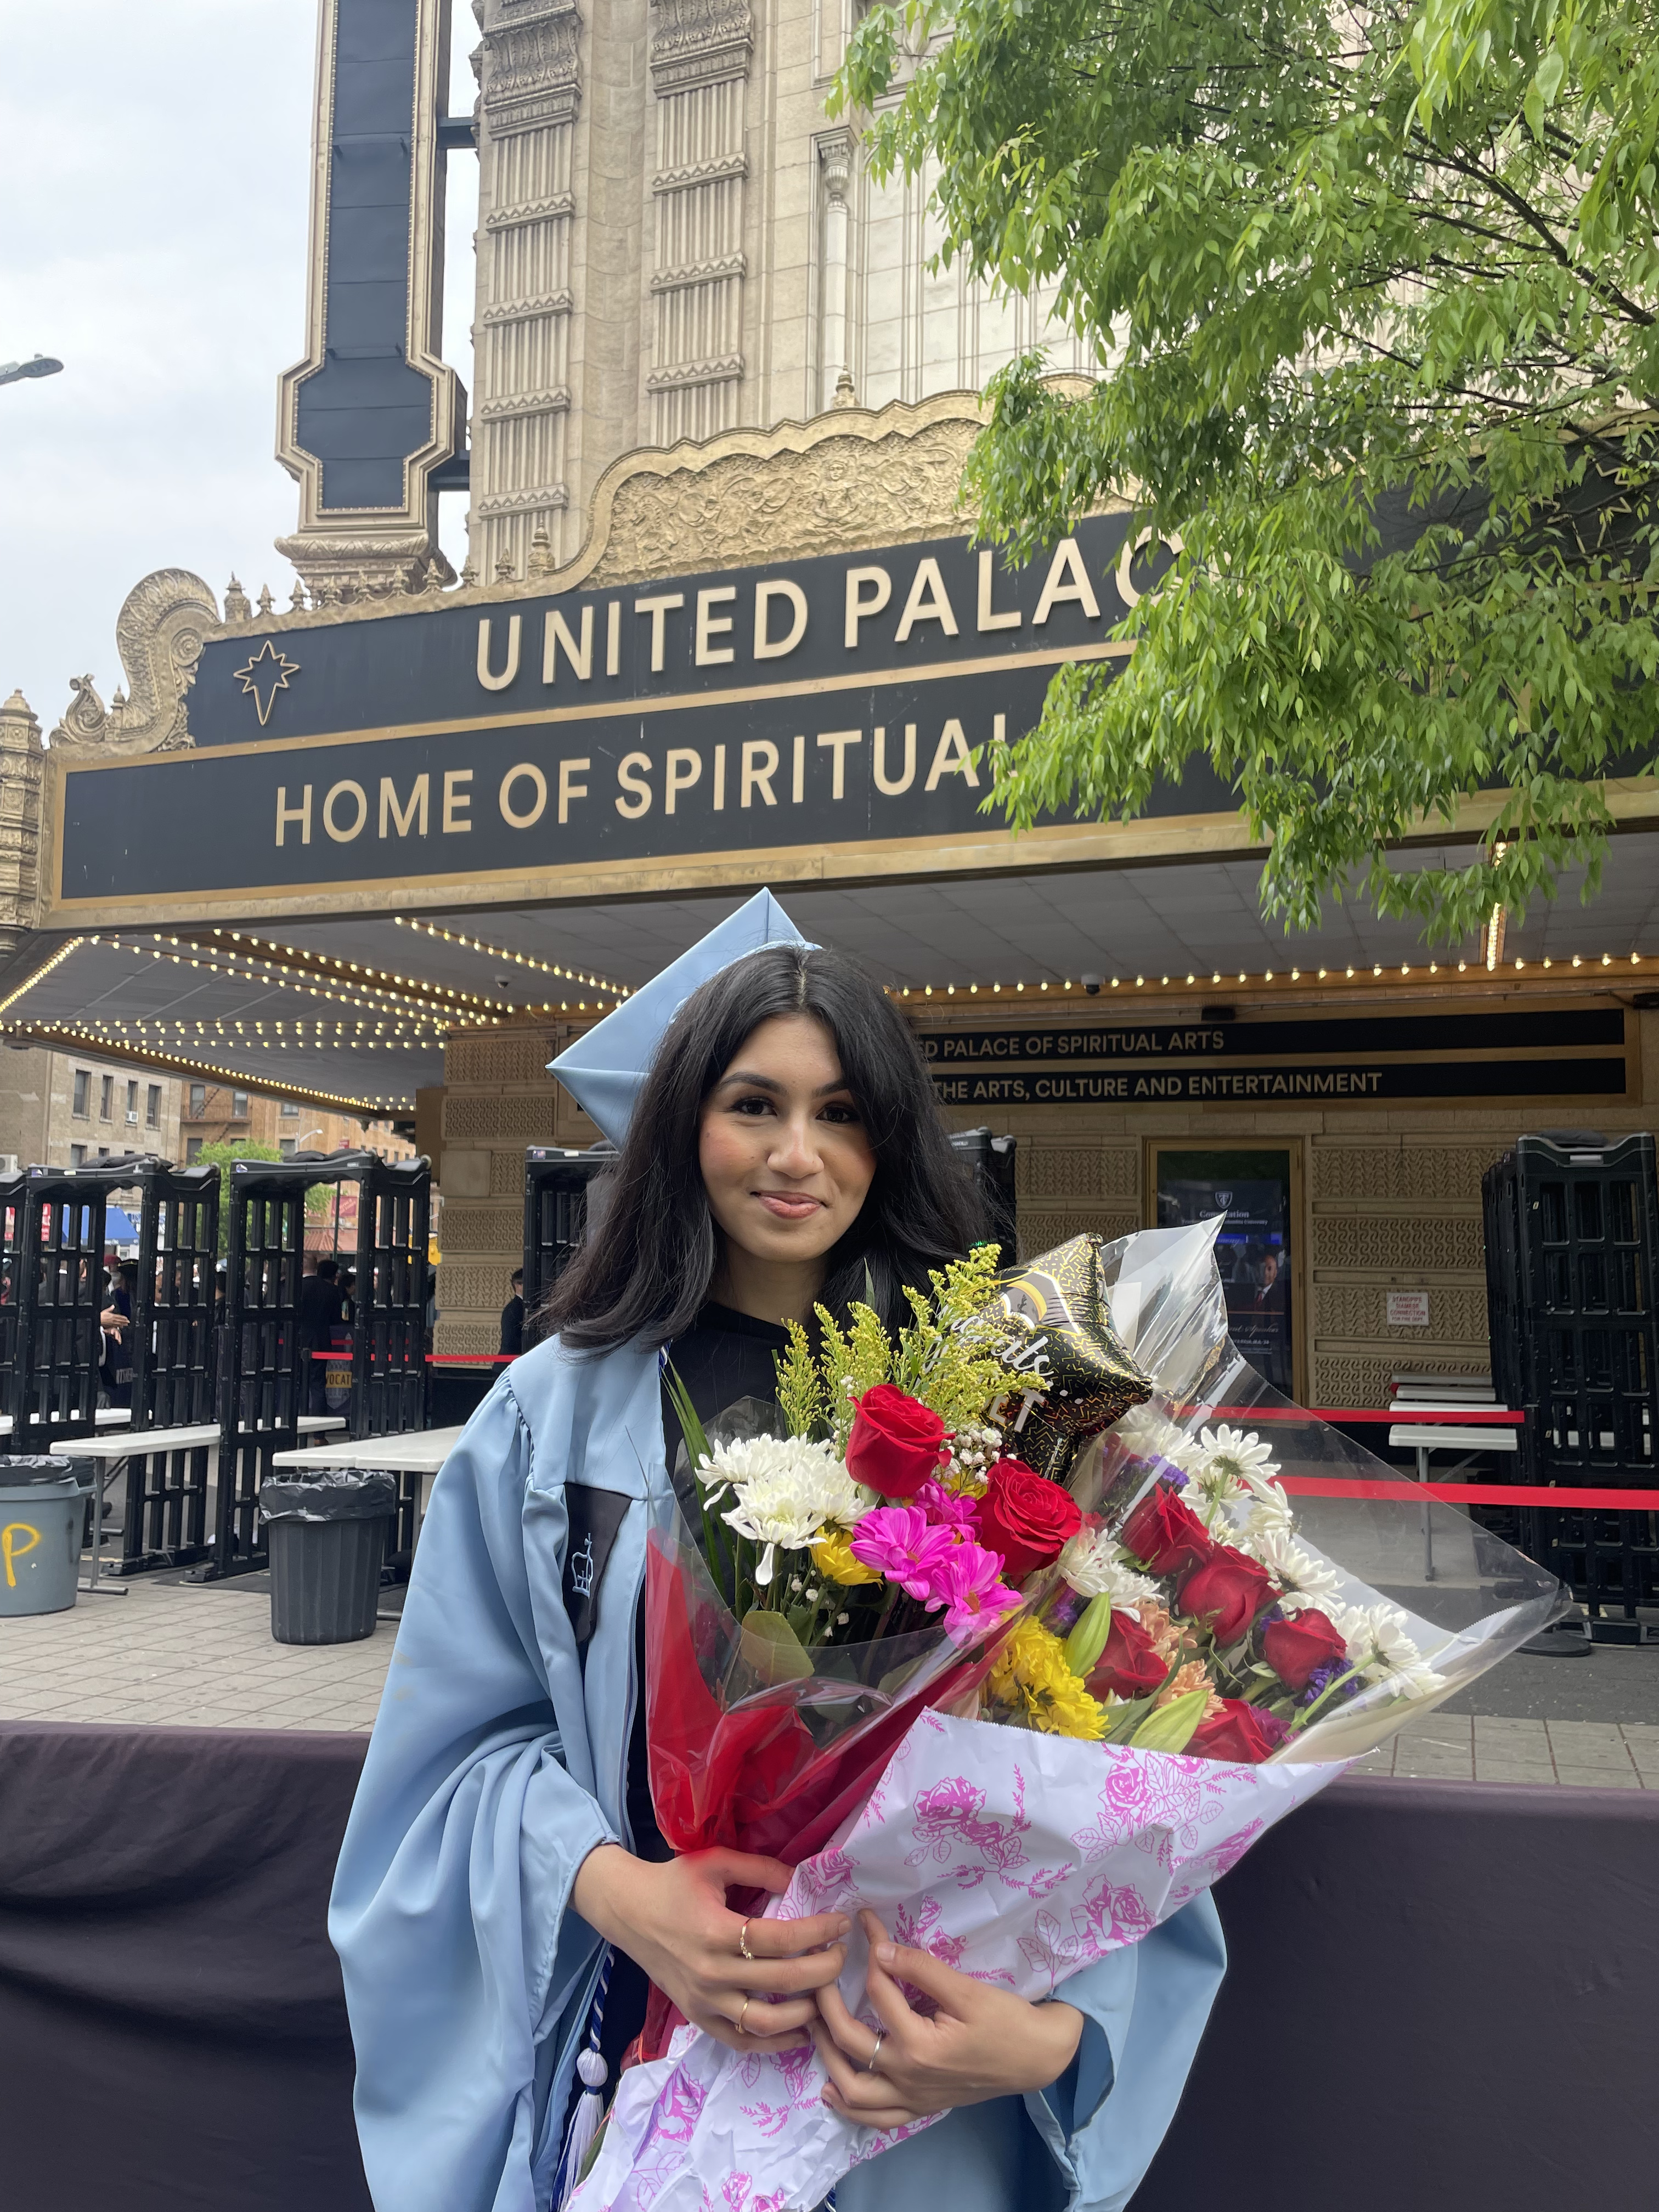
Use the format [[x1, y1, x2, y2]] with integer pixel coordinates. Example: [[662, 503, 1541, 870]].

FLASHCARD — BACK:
[[46, 512, 1235, 924]]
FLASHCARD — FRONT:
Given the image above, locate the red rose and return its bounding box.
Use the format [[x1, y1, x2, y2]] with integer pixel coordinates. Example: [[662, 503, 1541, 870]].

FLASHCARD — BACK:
[[845, 1384, 949, 1499], [1188, 1699, 1287, 1765], [976, 1457, 1083, 1582], [1120, 1483, 1212, 1577], [1085, 1609, 1168, 1701], [1177, 1545, 1278, 1646], [1262, 1608, 1349, 1693]]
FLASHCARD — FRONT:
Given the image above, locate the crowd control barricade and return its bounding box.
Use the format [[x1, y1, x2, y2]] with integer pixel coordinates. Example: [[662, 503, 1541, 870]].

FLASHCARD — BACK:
[[522, 1145, 616, 1347], [948, 1127, 1018, 1262], [1, 1165, 125, 1449], [212, 1150, 432, 1580], [112, 1158, 221, 1575], [1484, 1131, 1659, 1641], [0, 1167, 24, 1391]]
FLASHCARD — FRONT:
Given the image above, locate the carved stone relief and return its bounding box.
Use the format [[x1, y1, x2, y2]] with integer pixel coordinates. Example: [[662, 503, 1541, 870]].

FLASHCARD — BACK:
[[0, 691, 44, 958], [48, 569, 219, 755]]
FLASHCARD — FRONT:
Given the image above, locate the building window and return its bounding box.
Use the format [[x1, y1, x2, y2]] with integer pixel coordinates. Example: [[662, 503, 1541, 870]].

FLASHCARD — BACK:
[[97, 1146, 109, 1161], [100, 1074, 114, 1120], [72, 1069, 90, 1118], [185, 1136, 204, 1163], [189, 1082, 207, 1118], [146, 1084, 161, 1129], [70, 1143, 86, 1167], [126, 1079, 139, 1127], [232, 1090, 249, 1120], [279, 1137, 296, 1158], [280, 1099, 300, 1119]]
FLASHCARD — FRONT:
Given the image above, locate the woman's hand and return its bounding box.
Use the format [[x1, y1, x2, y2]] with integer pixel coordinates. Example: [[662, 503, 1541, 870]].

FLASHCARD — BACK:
[[810, 1910, 1084, 2130], [572, 1844, 849, 2055]]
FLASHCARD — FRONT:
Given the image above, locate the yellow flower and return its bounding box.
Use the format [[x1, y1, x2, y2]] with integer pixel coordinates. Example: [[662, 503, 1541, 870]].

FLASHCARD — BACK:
[[986, 1620, 1108, 1740], [811, 1527, 882, 1585]]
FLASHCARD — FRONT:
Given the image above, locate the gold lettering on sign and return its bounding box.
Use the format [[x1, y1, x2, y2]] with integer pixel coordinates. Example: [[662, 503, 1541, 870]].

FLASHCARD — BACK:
[[894, 557, 960, 642], [1032, 538, 1101, 625], [323, 780, 368, 843], [792, 735, 806, 804], [924, 720, 980, 791], [443, 769, 473, 833], [275, 785, 313, 847], [713, 743, 727, 811], [606, 601, 622, 677], [477, 614, 522, 690], [742, 741, 778, 808], [873, 724, 916, 796], [616, 753, 653, 818], [380, 775, 429, 839], [544, 606, 594, 684], [816, 729, 861, 799], [500, 763, 548, 830], [635, 594, 685, 674], [664, 748, 702, 814], [695, 588, 737, 666], [844, 566, 891, 648], [977, 550, 1020, 632], [558, 758, 590, 823], [754, 579, 808, 659]]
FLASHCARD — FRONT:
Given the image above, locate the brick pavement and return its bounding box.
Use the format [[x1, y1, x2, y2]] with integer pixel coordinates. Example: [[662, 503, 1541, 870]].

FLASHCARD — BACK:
[[0, 1578, 1654, 1782]]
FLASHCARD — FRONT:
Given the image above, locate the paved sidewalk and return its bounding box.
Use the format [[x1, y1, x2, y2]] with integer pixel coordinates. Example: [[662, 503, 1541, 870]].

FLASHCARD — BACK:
[[0, 1578, 1655, 1783], [0, 1575, 391, 1732]]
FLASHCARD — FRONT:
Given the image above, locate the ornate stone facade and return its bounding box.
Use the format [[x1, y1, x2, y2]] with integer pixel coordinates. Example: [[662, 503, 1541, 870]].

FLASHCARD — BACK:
[[0, 691, 44, 964]]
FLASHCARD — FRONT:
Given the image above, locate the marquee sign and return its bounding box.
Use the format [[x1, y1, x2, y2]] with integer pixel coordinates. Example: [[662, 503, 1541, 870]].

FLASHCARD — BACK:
[[47, 514, 1228, 921], [924, 1006, 1631, 1105]]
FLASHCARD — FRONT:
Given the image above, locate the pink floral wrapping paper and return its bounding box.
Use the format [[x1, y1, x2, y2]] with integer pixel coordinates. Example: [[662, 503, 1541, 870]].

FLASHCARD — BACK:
[[571, 1711, 1343, 2212]]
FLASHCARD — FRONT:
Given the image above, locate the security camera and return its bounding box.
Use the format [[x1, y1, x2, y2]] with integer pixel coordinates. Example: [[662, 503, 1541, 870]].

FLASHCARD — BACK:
[[495, 975, 514, 994], [1081, 973, 1102, 995]]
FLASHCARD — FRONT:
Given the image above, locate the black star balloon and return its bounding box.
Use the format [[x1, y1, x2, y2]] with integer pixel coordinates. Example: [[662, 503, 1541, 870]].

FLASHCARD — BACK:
[[985, 1234, 1152, 1482]]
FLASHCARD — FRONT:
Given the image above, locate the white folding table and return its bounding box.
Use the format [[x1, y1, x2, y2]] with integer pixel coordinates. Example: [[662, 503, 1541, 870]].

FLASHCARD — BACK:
[[65, 1423, 222, 1595], [270, 1426, 466, 1547], [1387, 1396, 1520, 1581]]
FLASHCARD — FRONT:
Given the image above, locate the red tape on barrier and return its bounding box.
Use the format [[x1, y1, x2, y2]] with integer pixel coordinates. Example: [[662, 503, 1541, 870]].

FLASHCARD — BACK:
[[1278, 1476, 1659, 1509]]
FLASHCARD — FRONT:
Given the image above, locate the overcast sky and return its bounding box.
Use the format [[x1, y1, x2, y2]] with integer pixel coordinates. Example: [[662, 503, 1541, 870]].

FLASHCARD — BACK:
[[0, 1, 477, 729]]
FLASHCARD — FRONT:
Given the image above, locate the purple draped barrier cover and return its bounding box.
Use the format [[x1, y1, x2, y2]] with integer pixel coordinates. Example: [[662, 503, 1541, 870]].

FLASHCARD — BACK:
[[0, 1720, 1655, 2211]]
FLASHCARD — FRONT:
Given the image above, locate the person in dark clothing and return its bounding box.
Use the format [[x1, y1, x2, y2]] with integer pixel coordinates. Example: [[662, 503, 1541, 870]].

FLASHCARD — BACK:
[[296, 1258, 344, 1414], [498, 1268, 525, 1359]]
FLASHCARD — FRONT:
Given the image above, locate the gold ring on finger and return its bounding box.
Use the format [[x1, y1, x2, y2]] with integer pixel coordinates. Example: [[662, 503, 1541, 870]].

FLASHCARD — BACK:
[[866, 2031, 884, 2074], [735, 1995, 754, 2034], [738, 1918, 755, 1961]]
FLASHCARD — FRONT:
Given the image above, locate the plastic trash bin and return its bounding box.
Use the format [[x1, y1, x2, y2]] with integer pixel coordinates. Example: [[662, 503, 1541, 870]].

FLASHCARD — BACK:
[[258, 1469, 397, 1646], [0, 1457, 81, 1617]]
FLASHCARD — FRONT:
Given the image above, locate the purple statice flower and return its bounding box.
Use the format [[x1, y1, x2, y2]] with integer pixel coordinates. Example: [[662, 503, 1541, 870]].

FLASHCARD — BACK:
[[1301, 1658, 1360, 1706], [932, 1543, 1023, 1641], [1045, 1587, 1086, 1637], [915, 1479, 980, 1532], [1251, 1705, 1294, 1748], [851, 1506, 959, 1601]]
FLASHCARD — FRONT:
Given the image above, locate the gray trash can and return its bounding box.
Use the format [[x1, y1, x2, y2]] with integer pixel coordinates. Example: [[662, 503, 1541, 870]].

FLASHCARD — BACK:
[[0, 1457, 81, 1618], [258, 1469, 397, 1646]]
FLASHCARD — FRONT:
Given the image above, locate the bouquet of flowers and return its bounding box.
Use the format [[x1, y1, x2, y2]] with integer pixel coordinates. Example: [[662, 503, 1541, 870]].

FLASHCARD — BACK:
[[573, 1221, 1562, 2212]]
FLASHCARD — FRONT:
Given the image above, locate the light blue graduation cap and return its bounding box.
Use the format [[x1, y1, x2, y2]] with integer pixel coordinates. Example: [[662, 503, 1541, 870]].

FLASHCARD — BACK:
[[548, 888, 810, 1144]]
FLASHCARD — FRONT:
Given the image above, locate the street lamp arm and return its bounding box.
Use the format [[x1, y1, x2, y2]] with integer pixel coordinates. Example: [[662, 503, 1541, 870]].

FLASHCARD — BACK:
[[0, 355, 64, 387]]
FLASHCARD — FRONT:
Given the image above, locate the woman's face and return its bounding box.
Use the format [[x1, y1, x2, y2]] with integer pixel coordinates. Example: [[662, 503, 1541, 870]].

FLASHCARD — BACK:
[[698, 1013, 877, 1271]]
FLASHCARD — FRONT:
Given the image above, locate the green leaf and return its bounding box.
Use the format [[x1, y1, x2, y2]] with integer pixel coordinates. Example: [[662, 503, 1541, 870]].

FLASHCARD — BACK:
[[1129, 1688, 1211, 1753], [739, 1608, 816, 1684], [1064, 1593, 1113, 1677]]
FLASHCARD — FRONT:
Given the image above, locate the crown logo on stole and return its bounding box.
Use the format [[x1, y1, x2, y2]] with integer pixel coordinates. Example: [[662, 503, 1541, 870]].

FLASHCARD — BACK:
[[569, 1532, 596, 1600]]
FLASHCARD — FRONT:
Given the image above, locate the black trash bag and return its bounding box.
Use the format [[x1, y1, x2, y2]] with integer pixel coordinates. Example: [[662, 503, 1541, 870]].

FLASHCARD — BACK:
[[0, 1455, 78, 1486], [258, 1469, 398, 1523]]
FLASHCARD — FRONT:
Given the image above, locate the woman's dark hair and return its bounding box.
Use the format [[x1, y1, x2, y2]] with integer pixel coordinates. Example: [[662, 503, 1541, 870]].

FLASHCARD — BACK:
[[541, 943, 985, 1351]]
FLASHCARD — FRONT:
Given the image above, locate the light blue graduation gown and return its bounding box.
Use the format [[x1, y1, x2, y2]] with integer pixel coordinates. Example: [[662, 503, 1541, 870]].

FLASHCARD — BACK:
[[330, 1338, 1226, 2212]]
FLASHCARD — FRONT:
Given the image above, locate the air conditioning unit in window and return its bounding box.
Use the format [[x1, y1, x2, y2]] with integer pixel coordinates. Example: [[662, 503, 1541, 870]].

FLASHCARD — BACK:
[[126, 1112, 138, 1124]]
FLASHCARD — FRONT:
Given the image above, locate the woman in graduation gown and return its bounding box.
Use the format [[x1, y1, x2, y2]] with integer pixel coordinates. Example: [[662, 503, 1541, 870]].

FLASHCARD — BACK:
[[330, 895, 1226, 2212]]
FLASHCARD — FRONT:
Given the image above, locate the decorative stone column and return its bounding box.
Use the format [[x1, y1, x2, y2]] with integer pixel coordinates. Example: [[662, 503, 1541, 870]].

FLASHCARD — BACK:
[[647, 0, 754, 446], [470, 0, 583, 583], [817, 129, 855, 413], [0, 692, 43, 964]]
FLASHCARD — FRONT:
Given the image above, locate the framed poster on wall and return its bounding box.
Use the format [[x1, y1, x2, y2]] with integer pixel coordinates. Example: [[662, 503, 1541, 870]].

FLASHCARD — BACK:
[[1149, 1144, 1305, 1403]]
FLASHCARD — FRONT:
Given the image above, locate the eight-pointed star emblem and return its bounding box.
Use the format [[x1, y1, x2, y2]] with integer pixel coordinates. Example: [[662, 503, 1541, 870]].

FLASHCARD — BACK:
[[233, 638, 301, 726]]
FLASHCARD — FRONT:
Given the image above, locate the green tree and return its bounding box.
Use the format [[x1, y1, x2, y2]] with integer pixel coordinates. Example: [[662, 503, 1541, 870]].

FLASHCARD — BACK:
[[190, 1140, 282, 1256], [838, 0, 1659, 940]]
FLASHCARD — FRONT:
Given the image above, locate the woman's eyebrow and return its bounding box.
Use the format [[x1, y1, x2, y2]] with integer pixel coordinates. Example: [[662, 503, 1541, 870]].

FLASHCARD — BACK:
[[713, 1071, 853, 1097]]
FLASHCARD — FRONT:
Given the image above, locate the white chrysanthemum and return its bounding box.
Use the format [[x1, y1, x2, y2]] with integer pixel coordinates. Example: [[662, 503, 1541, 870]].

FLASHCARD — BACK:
[[1192, 1423, 1279, 1488], [1058, 1528, 1162, 1610], [1235, 1522, 1344, 1602], [1109, 1403, 1191, 1463], [698, 1437, 864, 1585], [1239, 1482, 1295, 1537], [1327, 1601, 1446, 1696]]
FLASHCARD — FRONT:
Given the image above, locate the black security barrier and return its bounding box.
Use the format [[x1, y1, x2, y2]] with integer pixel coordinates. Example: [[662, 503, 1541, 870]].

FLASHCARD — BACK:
[[210, 1152, 430, 1580], [522, 1144, 616, 1347], [949, 1127, 1018, 1262], [1484, 1131, 1659, 1640], [0, 1168, 24, 1389], [110, 1158, 221, 1575], [1, 1165, 124, 1448]]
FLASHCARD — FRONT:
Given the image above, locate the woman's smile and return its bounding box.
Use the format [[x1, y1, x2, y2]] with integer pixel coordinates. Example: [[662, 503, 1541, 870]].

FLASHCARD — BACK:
[[753, 1189, 825, 1221]]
